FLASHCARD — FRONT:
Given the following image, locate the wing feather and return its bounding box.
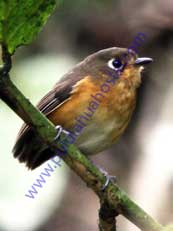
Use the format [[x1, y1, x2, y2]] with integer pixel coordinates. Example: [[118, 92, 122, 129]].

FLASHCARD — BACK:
[[13, 65, 87, 169]]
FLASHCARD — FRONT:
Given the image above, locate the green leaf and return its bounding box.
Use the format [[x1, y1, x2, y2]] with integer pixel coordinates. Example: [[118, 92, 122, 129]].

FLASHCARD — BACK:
[[0, 0, 57, 54]]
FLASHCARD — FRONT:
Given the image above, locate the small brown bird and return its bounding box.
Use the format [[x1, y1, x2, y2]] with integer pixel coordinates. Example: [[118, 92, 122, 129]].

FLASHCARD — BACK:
[[13, 47, 152, 170]]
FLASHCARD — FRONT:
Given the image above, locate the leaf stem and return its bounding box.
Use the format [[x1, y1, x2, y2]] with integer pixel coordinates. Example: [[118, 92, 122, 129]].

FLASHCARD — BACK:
[[0, 44, 12, 77]]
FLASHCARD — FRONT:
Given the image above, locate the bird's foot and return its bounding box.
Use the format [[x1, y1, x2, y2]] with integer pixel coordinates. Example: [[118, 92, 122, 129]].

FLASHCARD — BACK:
[[53, 125, 70, 156], [99, 168, 117, 191], [54, 125, 70, 141]]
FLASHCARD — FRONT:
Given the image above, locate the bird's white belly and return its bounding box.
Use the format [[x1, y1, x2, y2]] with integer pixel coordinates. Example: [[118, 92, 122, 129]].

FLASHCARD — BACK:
[[75, 118, 123, 155]]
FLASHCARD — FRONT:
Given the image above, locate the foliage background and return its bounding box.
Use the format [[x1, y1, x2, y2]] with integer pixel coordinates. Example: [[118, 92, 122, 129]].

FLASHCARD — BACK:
[[0, 0, 172, 230]]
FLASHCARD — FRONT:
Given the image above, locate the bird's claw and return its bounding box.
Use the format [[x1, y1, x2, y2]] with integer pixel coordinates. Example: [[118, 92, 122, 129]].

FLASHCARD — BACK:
[[54, 125, 69, 141], [100, 169, 117, 191]]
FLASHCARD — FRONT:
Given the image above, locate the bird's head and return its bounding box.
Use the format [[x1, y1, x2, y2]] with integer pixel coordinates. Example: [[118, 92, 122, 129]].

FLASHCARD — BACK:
[[83, 47, 153, 88]]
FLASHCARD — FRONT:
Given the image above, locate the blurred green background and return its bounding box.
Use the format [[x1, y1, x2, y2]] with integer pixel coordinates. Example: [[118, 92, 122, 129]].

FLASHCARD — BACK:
[[0, 1, 172, 230]]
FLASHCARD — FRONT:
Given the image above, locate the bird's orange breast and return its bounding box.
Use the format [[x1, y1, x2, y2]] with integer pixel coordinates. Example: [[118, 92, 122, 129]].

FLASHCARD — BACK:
[[49, 74, 136, 120], [47, 74, 137, 154]]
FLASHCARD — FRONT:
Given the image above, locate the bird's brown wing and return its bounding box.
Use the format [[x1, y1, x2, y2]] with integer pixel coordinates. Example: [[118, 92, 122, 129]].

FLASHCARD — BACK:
[[16, 80, 72, 140], [38, 82, 72, 114], [13, 68, 86, 169], [16, 65, 86, 138]]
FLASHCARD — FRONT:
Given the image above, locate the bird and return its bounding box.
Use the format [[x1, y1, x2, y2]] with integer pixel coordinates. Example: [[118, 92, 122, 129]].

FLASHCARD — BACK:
[[13, 47, 153, 170]]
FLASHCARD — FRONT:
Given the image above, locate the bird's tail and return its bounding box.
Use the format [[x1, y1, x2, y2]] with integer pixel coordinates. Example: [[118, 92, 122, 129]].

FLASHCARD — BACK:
[[13, 125, 55, 169]]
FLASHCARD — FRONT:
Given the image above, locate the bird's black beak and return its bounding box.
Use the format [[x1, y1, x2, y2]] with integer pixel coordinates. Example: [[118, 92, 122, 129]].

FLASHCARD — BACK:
[[135, 57, 153, 65]]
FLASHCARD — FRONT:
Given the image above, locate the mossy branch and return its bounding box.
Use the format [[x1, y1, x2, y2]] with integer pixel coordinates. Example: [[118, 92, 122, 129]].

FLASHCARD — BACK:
[[0, 46, 171, 231], [99, 200, 118, 231]]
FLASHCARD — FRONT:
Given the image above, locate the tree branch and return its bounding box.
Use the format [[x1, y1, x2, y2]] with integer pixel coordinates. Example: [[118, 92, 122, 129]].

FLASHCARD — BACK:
[[0, 45, 171, 231], [99, 199, 118, 231], [0, 44, 12, 77]]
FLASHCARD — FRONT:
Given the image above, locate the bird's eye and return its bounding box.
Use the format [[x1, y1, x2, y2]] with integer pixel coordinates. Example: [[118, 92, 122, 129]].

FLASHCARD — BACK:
[[108, 58, 124, 71]]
